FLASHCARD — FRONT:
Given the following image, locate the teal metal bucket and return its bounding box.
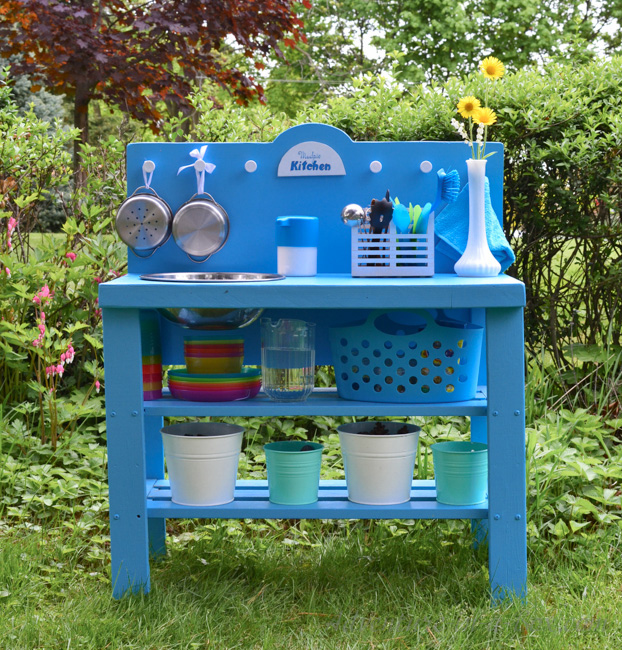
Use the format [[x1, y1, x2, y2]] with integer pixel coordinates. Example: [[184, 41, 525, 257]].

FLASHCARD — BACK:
[[431, 441, 488, 505], [264, 441, 323, 505]]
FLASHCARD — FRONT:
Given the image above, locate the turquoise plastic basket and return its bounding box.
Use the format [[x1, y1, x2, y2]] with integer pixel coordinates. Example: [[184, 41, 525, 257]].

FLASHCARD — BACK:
[[329, 310, 483, 403]]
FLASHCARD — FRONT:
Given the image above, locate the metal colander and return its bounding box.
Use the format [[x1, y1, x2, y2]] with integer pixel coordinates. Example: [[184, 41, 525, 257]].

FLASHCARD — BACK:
[[115, 187, 172, 257]]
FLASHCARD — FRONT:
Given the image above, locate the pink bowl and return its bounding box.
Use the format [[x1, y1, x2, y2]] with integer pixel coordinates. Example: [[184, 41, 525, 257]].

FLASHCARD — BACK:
[[169, 382, 261, 402]]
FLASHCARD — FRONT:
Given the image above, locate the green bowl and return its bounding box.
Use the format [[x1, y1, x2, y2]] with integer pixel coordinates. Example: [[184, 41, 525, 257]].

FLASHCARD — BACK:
[[168, 367, 261, 384]]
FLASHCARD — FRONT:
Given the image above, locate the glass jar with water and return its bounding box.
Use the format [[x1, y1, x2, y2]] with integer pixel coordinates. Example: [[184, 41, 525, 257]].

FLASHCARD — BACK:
[[261, 318, 316, 401]]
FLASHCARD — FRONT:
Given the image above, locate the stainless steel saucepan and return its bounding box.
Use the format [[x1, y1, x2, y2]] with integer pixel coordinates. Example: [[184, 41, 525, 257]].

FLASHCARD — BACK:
[[172, 193, 230, 262]]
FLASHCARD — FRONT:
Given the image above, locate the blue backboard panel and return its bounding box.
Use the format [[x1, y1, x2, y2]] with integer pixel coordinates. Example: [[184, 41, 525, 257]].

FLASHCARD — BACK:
[[125, 123, 504, 275]]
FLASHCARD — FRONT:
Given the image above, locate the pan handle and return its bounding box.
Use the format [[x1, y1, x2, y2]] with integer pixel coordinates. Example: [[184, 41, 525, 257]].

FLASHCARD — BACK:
[[129, 246, 158, 259], [187, 252, 213, 263]]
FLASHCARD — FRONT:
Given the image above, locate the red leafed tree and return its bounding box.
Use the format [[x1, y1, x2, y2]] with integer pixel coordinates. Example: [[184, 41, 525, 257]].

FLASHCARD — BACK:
[[0, 0, 308, 181]]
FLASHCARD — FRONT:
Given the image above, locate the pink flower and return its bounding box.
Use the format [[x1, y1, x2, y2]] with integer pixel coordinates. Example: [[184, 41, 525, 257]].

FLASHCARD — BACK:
[[46, 366, 53, 377], [56, 364, 64, 376], [38, 323, 45, 336], [4, 267, 9, 278], [65, 252, 77, 262], [95, 380, 101, 393], [7, 217, 16, 251], [33, 285, 52, 305]]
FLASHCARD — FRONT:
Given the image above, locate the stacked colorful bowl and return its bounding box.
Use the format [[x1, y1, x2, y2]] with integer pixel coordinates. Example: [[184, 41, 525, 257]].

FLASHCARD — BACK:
[[168, 368, 262, 402], [168, 334, 260, 402], [141, 311, 162, 400], [183, 335, 244, 374]]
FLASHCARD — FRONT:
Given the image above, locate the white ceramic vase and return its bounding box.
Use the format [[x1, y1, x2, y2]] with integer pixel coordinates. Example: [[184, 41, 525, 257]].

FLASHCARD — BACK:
[[454, 159, 501, 277]]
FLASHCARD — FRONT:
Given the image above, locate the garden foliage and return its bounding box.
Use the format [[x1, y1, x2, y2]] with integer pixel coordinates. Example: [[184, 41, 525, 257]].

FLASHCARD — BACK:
[[0, 68, 126, 448], [179, 56, 622, 396], [1, 58, 622, 550]]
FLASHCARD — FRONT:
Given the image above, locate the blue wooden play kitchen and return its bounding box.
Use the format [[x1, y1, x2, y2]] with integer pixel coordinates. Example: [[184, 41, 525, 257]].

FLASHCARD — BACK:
[[100, 123, 526, 603]]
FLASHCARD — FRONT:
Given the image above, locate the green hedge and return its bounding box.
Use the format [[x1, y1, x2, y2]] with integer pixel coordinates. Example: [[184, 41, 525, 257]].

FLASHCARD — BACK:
[[181, 57, 622, 369]]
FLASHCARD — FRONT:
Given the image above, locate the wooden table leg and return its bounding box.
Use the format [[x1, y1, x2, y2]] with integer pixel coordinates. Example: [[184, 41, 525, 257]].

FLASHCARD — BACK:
[[103, 307, 151, 598], [146, 414, 166, 557], [485, 307, 527, 603]]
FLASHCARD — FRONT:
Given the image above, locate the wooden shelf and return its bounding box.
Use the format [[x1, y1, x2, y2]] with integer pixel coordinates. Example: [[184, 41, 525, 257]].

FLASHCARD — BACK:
[[146, 479, 489, 520], [100, 273, 526, 310], [143, 387, 487, 417]]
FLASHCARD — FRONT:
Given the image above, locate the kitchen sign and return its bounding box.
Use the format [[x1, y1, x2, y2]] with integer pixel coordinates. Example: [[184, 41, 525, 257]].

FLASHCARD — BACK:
[[277, 141, 346, 177]]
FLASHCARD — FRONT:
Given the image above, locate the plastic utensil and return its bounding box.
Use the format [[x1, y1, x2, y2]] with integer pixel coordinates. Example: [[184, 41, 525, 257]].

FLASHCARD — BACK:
[[369, 189, 393, 234], [393, 202, 411, 234], [408, 203, 422, 234]]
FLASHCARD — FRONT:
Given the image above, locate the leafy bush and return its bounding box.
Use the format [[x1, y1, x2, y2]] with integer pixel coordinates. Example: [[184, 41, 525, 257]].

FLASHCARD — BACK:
[[0, 68, 126, 448]]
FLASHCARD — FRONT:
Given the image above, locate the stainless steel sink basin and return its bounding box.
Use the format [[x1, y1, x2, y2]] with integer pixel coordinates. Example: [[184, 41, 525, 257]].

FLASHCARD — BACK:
[[157, 306, 263, 330], [140, 273, 284, 329], [140, 272, 285, 283]]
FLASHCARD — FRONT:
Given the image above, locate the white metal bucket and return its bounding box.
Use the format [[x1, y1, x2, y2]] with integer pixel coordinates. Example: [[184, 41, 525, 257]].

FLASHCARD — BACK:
[[338, 422, 420, 505], [161, 422, 244, 506]]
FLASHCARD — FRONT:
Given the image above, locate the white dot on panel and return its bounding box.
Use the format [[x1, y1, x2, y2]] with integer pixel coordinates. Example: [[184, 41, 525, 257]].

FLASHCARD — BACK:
[[420, 160, 433, 173], [245, 160, 258, 173], [142, 160, 155, 173], [370, 161, 382, 173]]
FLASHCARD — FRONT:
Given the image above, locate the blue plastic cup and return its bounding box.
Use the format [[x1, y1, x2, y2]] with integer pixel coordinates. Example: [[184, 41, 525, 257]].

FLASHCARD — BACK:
[[264, 441, 323, 505], [431, 441, 488, 505]]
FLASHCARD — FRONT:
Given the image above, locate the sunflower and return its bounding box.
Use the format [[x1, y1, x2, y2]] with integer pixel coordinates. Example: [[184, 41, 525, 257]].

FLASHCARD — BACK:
[[479, 57, 505, 80], [457, 96, 481, 118], [473, 107, 497, 126]]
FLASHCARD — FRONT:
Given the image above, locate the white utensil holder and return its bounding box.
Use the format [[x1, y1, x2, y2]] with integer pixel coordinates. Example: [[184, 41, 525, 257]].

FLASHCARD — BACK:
[[351, 217, 434, 277]]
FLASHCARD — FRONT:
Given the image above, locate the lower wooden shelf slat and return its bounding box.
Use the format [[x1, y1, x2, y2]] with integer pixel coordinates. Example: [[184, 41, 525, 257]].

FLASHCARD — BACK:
[[146, 479, 488, 520], [143, 387, 488, 417]]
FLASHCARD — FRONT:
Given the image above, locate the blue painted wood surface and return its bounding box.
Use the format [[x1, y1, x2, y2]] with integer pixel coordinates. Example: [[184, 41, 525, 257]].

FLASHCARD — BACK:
[[102, 308, 151, 597], [101, 123, 526, 604], [122, 124, 504, 276], [143, 387, 488, 417], [146, 479, 488, 520], [485, 308, 527, 603]]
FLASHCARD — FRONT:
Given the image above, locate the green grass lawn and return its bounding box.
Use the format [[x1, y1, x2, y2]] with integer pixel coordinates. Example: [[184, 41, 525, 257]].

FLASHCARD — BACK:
[[2, 519, 621, 650], [2, 410, 622, 649]]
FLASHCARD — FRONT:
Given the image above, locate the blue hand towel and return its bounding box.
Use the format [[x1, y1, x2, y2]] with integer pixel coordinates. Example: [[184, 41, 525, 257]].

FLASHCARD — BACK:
[[435, 177, 515, 273]]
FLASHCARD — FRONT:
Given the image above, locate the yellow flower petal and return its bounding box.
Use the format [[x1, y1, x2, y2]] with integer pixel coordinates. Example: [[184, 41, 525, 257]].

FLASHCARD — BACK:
[[456, 95, 481, 118], [473, 107, 497, 126], [480, 57, 505, 80]]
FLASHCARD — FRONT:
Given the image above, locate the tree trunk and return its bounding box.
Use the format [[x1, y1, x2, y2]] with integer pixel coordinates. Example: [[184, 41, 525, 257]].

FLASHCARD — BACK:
[[73, 81, 90, 189]]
